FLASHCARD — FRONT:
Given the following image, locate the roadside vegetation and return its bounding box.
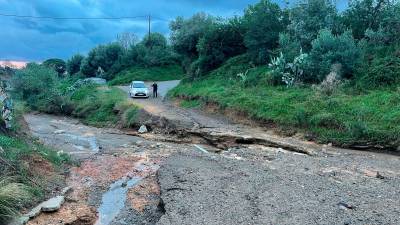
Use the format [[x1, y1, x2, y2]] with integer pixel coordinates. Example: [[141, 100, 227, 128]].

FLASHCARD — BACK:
[[109, 64, 184, 85], [0, 101, 72, 223], [65, 32, 184, 82], [169, 0, 400, 149], [12, 63, 140, 128]]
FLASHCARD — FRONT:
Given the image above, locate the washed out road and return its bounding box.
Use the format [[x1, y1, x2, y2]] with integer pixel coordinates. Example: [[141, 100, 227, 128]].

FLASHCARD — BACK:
[[23, 81, 400, 225]]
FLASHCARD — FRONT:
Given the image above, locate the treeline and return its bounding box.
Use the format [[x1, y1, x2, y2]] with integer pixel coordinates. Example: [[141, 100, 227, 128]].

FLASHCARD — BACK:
[[45, 32, 179, 80], [170, 0, 400, 88]]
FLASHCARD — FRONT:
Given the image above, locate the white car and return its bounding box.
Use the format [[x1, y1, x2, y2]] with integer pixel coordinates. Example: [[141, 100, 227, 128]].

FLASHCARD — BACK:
[[129, 81, 149, 98]]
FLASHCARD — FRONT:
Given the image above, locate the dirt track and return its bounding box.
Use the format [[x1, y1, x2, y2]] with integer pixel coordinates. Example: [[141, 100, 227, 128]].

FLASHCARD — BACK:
[[22, 81, 400, 225]]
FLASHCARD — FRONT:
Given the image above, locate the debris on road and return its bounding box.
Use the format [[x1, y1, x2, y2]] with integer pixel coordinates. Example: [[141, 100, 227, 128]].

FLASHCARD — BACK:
[[138, 125, 148, 133]]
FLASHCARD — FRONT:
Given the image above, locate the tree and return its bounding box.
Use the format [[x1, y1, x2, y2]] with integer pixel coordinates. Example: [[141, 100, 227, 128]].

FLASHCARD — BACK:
[[117, 32, 138, 51], [170, 13, 216, 71], [192, 18, 246, 76], [135, 33, 178, 67], [66, 54, 84, 75], [42, 58, 66, 76], [288, 0, 337, 50], [342, 0, 391, 40], [141, 32, 167, 49], [243, 0, 284, 64], [80, 43, 124, 78]]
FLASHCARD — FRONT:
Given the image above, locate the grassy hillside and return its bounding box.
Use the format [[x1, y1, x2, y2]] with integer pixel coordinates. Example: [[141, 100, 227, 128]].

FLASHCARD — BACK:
[[70, 85, 139, 127], [169, 56, 400, 149], [109, 65, 185, 85]]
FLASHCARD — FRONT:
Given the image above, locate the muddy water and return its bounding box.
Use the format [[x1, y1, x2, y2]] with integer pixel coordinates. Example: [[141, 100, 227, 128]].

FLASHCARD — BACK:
[[95, 177, 141, 225]]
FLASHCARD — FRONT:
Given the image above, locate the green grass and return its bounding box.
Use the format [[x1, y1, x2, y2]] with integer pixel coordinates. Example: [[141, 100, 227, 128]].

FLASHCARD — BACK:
[[179, 99, 203, 109], [169, 56, 400, 148], [71, 85, 139, 127], [0, 134, 73, 222], [109, 64, 185, 85]]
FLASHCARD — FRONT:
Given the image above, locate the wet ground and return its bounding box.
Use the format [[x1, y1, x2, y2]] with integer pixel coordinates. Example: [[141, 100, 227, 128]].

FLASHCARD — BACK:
[[24, 114, 194, 225], [22, 80, 400, 225]]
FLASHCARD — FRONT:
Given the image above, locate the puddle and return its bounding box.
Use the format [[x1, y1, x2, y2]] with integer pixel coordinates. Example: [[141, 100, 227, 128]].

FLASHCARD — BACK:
[[95, 177, 141, 225]]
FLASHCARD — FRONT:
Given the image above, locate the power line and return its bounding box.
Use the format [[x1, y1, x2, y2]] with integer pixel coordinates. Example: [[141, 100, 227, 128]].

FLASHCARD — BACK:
[[0, 13, 149, 20]]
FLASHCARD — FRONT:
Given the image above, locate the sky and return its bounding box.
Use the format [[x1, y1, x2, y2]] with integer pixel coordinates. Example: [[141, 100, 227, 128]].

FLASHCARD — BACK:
[[0, 0, 348, 62]]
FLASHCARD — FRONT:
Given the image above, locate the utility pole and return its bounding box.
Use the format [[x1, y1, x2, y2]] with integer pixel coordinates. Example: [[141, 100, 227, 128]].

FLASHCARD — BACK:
[[148, 14, 151, 43], [147, 14, 152, 48]]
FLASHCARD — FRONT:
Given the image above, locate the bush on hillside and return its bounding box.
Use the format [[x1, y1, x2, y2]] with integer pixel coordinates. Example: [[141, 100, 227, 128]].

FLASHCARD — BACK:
[[356, 54, 400, 88], [307, 29, 361, 83], [42, 58, 67, 76], [12, 63, 73, 114]]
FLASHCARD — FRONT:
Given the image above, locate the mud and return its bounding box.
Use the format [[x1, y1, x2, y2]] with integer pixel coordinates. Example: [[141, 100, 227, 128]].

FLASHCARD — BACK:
[[24, 113, 193, 225]]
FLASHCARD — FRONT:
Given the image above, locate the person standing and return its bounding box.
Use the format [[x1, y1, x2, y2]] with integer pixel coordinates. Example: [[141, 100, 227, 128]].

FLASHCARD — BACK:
[[152, 82, 158, 98]]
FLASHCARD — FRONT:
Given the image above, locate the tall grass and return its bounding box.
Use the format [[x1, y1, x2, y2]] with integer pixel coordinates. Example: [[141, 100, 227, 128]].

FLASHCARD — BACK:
[[0, 177, 31, 223]]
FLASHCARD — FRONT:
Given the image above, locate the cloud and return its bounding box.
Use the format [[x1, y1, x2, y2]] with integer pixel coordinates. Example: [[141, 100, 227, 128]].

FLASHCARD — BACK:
[[0, 0, 348, 61]]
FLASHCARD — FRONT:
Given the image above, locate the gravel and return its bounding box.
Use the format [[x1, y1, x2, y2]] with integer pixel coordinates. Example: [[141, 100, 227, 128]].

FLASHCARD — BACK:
[[157, 147, 400, 225]]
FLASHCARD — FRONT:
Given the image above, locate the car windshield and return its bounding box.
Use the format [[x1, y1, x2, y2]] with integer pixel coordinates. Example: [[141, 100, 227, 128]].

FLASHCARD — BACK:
[[132, 83, 145, 88]]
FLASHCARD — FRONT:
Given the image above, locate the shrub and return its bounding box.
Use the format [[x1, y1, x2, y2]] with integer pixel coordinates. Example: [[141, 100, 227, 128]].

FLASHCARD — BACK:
[[268, 51, 310, 86], [12, 64, 72, 114], [308, 29, 361, 82], [356, 54, 400, 88]]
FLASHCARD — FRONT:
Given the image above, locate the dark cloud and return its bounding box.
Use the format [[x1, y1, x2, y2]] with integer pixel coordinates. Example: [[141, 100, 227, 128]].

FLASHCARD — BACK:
[[0, 0, 347, 61]]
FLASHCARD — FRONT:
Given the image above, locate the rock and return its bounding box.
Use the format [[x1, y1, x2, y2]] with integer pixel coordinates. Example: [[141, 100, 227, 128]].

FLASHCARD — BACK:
[[121, 180, 128, 187], [138, 125, 148, 134], [364, 169, 385, 179], [9, 216, 29, 225], [61, 186, 72, 195], [376, 172, 385, 179], [54, 130, 65, 134], [338, 202, 355, 210], [26, 204, 43, 218], [41, 196, 65, 212]]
